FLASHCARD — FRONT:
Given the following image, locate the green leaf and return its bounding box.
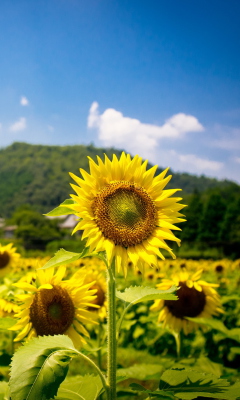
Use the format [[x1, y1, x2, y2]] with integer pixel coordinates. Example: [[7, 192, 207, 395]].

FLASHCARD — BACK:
[[56, 375, 103, 400], [117, 363, 164, 381], [187, 317, 240, 343], [159, 368, 239, 400], [44, 199, 76, 216], [0, 381, 9, 400], [129, 383, 175, 399], [0, 317, 17, 330], [40, 248, 89, 270], [116, 285, 177, 305], [10, 335, 78, 400]]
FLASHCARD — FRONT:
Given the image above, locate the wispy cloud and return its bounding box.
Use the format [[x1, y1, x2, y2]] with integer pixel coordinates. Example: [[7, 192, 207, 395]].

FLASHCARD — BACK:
[[212, 125, 240, 150], [171, 151, 224, 172], [20, 96, 29, 106], [88, 101, 204, 159], [9, 117, 27, 132], [233, 156, 240, 164]]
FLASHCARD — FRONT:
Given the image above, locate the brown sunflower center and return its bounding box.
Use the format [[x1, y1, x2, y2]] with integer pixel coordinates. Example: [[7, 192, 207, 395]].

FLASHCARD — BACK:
[[92, 181, 156, 247], [164, 282, 206, 319], [88, 284, 105, 311], [215, 265, 224, 273], [0, 251, 10, 269], [29, 285, 75, 336]]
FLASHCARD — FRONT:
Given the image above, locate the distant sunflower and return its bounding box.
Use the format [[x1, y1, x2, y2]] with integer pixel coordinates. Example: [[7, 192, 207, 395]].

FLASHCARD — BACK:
[[0, 298, 19, 317], [150, 270, 223, 335], [72, 267, 107, 320], [9, 267, 99, 347], [68, 153, 186, 275], [0, 243, 20, 278]]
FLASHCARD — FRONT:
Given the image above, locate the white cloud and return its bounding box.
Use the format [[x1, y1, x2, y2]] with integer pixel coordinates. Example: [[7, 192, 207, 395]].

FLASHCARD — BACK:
[[212, 126, 240, 150], [173, 151, 224, 172], [47, 125, 54, 132], [20, 96, 29, 106], [9, 117, 27, 132], [88, 102, 204, 159], [233, 156, 240, 164]]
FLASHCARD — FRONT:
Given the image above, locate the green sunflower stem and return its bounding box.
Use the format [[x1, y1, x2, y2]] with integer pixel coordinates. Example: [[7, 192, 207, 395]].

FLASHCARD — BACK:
[[106, 259, 117, 400], [173, 330, 181, 359]]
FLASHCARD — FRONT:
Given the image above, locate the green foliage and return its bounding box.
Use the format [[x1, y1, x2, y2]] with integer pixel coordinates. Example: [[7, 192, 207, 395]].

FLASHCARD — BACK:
[[116, 285, 178, 305], [117, 363, 164, 380], [41, 248, 87, 270], [0, 381, 9, 400], [56, 375, 103, 400], [10, 335, 78, 400], [45, 199, 76, 217], [8, 205, 62, 249], [0, 318, 16, 330], [130, 368, 240, 399], [187, 317, 240, 342]]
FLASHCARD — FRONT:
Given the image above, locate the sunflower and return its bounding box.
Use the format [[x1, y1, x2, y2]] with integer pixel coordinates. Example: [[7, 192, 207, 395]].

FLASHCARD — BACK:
[[9, 267, 99, 347], [0, 243, 20, 278], [68, 153, 186, 275], [150, 269, 223, 335], [0, 298, 19, 317], [72, 266, 107, 320]]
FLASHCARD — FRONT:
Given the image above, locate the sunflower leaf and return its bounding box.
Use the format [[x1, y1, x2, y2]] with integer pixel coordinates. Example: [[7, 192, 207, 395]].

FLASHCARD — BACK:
[[56, 374, 103, 400], [116, 285, 178, 305], [44, 199, 76, 216], [117, 363, 164, 380], [158, 368, 240, 399], [40, 248, 89, 270], [129, 383, 175, 399], [10, 335, 78, 400], [187, 317, 240, 343]]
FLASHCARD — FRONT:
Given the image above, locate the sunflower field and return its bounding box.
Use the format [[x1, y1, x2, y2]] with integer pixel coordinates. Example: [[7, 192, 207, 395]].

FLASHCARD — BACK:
[[0, 153, 239, 400]]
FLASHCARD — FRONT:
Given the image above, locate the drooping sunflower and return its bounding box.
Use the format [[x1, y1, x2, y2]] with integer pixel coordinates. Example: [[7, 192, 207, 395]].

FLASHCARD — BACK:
[[68, 153, 186, 275], [9, 267, 99, 347], [150, 269, 223, 335], [0, 243, 20, 278]]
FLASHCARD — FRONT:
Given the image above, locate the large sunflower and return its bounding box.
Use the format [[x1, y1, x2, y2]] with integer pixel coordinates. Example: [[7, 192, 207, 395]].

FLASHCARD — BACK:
[[68, 153, 185, 275], [150, 269, 223, 335], [0, 243, 20, 278], [9, 267, 99, 348]]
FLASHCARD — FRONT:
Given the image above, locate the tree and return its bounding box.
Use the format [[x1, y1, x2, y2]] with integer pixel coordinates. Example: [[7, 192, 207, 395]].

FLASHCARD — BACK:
[[198, 193, 226, 244]]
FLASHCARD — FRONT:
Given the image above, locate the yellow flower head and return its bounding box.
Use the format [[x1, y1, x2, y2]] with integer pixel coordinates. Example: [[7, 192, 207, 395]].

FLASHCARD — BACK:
[[150, 269, 223, 335], [72, 266, 107, 320], [0, 243, 20, 278], [9, 266, 99, 348], [68, 153, 186, 275]]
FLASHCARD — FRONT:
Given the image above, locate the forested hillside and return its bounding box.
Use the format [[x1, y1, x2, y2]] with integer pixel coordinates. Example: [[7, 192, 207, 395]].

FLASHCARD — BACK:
[[1, 142, 240, 257], [0, 142, 238, 217]]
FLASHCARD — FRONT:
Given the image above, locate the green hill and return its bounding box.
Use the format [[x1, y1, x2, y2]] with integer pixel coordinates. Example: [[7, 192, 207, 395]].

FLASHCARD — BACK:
[[0, 142, 239, 218]]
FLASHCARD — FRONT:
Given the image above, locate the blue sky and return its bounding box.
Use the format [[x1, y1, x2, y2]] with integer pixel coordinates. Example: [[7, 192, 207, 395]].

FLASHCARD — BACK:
[[0, 0, 240, 182]]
